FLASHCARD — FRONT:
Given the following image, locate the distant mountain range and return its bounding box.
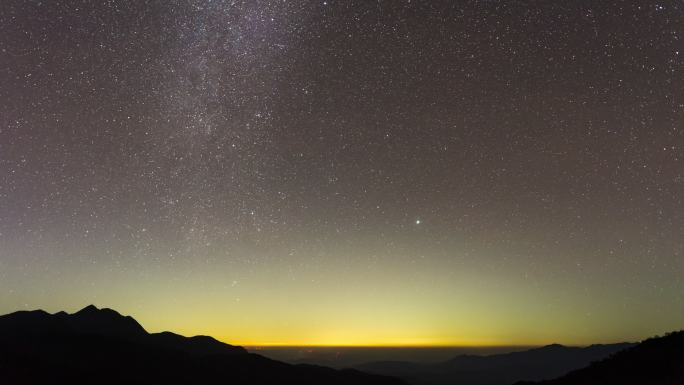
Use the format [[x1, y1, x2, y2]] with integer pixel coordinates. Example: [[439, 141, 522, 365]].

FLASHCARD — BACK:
[[356, 342, 635, 385], [0, 305, 403, 385], [516, 331, 684, 385], [1, 305, 682, 385]]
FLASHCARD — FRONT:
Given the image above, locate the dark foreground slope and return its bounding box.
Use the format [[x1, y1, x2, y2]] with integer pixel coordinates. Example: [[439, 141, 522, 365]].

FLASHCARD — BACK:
[[517, 331, 684, 385], [0, 306, 403, 385], [356, 343, 633, 385]]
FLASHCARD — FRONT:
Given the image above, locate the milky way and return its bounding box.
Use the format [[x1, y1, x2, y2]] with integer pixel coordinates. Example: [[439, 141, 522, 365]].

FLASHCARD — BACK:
[[0, 1, 682, 346]]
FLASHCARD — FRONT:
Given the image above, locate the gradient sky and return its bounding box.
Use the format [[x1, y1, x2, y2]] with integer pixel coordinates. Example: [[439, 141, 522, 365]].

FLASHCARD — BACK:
[[1, 0, 682, 347]]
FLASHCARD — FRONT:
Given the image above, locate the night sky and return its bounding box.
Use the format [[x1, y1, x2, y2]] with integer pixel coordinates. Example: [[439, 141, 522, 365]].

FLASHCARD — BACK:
[[1, 0, 682, 346]]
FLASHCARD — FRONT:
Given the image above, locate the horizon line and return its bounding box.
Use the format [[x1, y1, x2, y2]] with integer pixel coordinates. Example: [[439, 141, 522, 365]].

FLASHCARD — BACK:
[[239, 342, 603, 349], [245, 345, 536, 348]]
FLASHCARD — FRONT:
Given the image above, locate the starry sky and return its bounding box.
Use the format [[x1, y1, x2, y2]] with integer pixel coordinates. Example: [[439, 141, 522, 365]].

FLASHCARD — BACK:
[[1, 0, 683, 347]]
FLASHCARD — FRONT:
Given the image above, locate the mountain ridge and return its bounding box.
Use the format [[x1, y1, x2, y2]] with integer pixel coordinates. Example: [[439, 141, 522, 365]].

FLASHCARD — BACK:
[[516, 331, 684, 385], [356, 341, 635, 385], [0, 305, 403, 385]]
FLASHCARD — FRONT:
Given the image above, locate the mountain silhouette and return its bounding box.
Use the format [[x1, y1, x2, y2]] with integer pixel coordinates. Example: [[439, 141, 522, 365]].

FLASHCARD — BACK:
[[66, 305, 149, 337], [516, 331, 684, 385], [0, 305, 404, 385], [355, 342, 634, 385]]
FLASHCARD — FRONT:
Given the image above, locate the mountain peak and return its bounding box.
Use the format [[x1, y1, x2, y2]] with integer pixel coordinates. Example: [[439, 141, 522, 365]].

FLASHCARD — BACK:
[[76, 304, 99, 313], [69, 305, 147, 337]]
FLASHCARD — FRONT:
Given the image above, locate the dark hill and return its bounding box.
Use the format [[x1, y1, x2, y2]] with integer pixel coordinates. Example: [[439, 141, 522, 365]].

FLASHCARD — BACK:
[[0, 305, 403, 385], [516, 331, 684, 385], [356, 342, 634, 385]]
